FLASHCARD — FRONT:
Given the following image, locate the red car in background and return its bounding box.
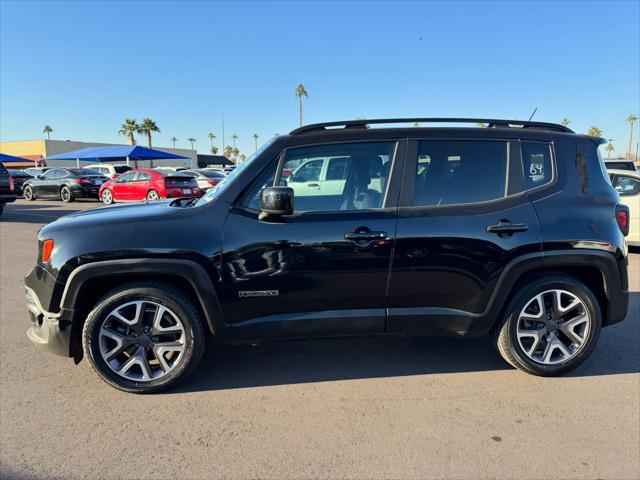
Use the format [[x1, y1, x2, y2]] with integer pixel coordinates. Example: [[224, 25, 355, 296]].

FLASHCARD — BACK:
[[99, 169, 202, 204]]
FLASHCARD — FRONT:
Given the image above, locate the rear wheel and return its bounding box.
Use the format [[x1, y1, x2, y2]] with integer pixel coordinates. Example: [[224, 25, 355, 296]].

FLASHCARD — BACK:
[[494, 274, 601, 376], [146, 190, 160, 201], [60, 185, 74, 203], [101, 188, 114, 205], [23, 185, 35, 201], [82, 283, 206, 393]]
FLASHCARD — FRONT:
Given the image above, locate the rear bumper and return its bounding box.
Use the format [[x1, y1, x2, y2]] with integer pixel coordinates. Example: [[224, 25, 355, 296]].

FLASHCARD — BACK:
[[25, 286, 73, 357], [0, 193, 16, 204]]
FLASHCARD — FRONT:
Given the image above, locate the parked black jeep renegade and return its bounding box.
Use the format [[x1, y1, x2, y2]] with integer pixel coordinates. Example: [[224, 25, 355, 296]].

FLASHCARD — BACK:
[[25, 118, 630, 393]]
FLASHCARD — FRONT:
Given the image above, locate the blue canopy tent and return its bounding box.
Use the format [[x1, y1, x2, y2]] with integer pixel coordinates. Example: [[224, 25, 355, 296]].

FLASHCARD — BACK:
[[43, 145, 189, 168], [0, 153, 35, 168]]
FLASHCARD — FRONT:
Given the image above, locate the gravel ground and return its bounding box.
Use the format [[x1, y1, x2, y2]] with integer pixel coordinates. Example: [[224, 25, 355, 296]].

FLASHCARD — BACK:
[[1, 199, 638, 480]]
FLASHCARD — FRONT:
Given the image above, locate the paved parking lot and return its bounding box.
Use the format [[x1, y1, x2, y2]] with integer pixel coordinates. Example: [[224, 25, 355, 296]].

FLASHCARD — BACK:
[[1, 199, 638, 480]]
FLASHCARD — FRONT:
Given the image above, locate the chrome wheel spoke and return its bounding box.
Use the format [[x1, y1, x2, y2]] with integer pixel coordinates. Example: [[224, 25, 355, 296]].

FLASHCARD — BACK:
[[153, 342, 185, 373], [559, 314, 589, 346], [520, 293, 544, 320]]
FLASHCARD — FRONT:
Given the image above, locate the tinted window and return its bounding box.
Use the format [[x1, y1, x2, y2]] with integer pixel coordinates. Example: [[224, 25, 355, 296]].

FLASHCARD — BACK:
[[242, 142, 395, 212], [412, 140, 508, 206], [69, 168, 100, 176], [522, 142, 552, 189], [606, 161, 636, 171], [114, 165, 132, 174], [611, 175, 640, 196]]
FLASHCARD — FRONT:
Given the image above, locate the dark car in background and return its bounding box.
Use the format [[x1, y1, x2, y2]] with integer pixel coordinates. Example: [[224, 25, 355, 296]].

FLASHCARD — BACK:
[[8, 169, 32, 195], [23, 167, 109, 202], [0, 162, 17, 216]]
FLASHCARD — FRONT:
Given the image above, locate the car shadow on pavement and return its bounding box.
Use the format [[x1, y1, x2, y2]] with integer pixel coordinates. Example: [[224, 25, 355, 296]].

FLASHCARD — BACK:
[[0, 202, 96, 223], [174, 291, 639, 393]]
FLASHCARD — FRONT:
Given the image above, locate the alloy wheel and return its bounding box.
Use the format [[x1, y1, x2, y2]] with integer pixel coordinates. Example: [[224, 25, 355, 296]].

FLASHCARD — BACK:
[[146, 190, 159, 201], [24, 186, 33, 200], [61, 187, 71, 202], [102, 189, 113, 204], [516, 289, 591, 365], [98, 300, 186, 382]]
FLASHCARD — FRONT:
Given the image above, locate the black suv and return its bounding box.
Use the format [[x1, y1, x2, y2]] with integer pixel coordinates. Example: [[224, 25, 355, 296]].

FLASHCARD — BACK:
[[24, 118, 630, 393], [0, 161, 17, 216]]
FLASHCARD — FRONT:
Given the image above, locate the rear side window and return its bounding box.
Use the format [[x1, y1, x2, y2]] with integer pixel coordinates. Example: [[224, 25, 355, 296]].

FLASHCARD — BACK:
[[412, 140, 509, 206], [135, 172, 151, 181], [522, 142, 553, 189]]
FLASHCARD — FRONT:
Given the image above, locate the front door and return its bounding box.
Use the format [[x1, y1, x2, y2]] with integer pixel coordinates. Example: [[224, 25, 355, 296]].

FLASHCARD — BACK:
[[111, 171, 136, 200], [387, 138, 545, 336], [221, 140, 403, 341]]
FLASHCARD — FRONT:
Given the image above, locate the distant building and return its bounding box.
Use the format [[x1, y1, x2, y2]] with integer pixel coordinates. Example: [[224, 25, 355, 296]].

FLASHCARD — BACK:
[[0, 139, 197, 168], [196, 154, 234, 168]]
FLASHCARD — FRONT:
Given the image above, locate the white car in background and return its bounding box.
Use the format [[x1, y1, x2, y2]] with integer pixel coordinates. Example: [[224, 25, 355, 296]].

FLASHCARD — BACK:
[[609, 169, 640, 247], [86, 163, 133, 179]]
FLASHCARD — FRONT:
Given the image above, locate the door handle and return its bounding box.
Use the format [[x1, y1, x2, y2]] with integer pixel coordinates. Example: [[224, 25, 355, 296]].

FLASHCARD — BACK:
[[345, 231, 388, 242], [306, 183, 320, 188], [486, 220, 528, 236]]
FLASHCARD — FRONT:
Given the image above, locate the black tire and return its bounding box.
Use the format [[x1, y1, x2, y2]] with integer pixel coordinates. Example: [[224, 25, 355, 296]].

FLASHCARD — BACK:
[[60, 185, 74, 203], [82, 283, 206, 393], [494, 274, 601, 376], [23, 185, 35, 201], [146, 189, 160, 201]]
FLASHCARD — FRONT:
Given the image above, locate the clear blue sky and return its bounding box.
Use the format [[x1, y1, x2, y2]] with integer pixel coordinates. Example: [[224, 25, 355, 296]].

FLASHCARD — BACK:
[[1, 0, 639, 157]]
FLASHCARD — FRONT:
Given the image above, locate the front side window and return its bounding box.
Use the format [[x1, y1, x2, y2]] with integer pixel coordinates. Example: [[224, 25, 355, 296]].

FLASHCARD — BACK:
[[611, 175, 640, 196], [522, 142, 553, 189], [134, 172, 151, 181], [117, 172, 137, 183], [241, 142, 396, 212], [412, 140, 509, 206]]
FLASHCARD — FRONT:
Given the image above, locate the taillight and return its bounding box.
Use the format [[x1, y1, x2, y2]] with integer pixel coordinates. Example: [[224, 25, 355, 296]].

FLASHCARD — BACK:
[[9, 176, 14, 192], [75, 178, 92, 184], [615, 204, 630, 236], [207, 180, 219, 186], [42, 239, 54, 263]]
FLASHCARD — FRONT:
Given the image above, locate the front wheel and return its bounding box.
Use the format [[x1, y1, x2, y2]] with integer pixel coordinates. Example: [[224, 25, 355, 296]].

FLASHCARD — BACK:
[[82, 283, 206, 393], [23, 185, 35, 201], [60, 185, 74, 203], [494, 274, 601, 376], [146, 190, 160, 201]]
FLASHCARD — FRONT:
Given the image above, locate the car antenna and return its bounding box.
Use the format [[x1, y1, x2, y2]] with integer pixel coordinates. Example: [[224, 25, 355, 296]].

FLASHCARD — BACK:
[[528, 107, 538, 122]]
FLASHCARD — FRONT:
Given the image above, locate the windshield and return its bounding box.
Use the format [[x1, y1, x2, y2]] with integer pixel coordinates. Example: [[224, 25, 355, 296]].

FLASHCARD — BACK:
[[196, 137, 277, 206]]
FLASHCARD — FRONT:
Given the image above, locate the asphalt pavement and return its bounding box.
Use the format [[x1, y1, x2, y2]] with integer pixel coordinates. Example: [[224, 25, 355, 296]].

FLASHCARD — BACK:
[[1, 199, 638, 480]]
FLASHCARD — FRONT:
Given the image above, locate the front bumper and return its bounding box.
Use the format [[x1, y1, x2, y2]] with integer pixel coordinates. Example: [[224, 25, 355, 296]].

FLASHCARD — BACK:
[[25, 286, 73, 357]]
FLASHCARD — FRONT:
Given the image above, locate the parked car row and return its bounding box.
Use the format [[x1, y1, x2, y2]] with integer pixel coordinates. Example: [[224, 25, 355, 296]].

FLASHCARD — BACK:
[[2, 163, 226, 204]]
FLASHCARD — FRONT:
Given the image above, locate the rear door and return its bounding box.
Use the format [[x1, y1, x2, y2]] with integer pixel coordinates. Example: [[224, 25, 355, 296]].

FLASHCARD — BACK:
[[387, 138, 543, 336], [130, 171, 151, 200]]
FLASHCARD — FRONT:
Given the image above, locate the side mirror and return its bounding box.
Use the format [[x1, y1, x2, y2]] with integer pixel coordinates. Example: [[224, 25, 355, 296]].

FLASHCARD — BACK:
[[36, 174, 43, 179], [259, 186, 294, 220]]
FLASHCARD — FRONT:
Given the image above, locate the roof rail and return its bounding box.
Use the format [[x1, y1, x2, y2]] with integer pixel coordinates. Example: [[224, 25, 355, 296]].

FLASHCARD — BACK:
[[289, 118, 574, 135]]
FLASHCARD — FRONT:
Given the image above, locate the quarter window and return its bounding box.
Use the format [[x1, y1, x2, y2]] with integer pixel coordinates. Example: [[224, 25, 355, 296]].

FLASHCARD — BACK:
[[522, 142, 553, 189], [412, 140, 509, 206]]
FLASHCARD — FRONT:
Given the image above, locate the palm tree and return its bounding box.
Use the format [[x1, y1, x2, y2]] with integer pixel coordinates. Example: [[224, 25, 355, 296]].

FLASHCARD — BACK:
[[587, 126, 602, 137], [475, 123, 487, 128], [138, 118, 161, 167], [224, 145, 233, 160], [118, 118, 139, 146], [627, 114, 638, 160], [560, 118, 570, 127], [42, 125, 53, 140], [240, 154, 246, 162], [252, 133, 259, 151], [295, 83, 308, 127], [605, 142, 615, 159], [210, 146, 219, 155], [208, 132, 216, 149], [231, 134, 238, 149], [232, 147, 239, 162], [170, 137, 178, 148], [187, 137, 196, 150]]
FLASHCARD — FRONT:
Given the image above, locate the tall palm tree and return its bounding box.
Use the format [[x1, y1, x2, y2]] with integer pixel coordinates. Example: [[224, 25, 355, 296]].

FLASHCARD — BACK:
[[210, 146, 219, 155], [138, 118, 161, 167], [605, 142, 615, 158], [208, 132, 216, 149], [295, 83, 308, 126], [187, 137, 196, 150], [231, 134, 238, 149], [560, 118, 570, 127], [118, 118, 139, 146], [627, 114, 638, 160], [171, 137, 178, 148], [252, 133, 259, 151], [232, 147, 239, 162], [224, 145, 233, 160], [240, 154, 246, 162], [42, 125, 53, 140], [587, 126, 602, 137]]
